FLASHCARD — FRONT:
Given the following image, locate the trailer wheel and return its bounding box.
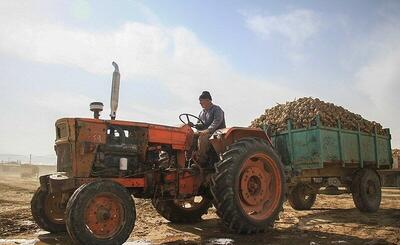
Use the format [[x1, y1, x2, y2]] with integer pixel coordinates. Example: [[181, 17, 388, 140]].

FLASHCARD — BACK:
[[152, 196, 212, 223], [211, 137, 286, 234], [31, 188, 66, 233], [288, 183, 316, 210], [352, 169, 381, 212], [66, 181, 135, 245]]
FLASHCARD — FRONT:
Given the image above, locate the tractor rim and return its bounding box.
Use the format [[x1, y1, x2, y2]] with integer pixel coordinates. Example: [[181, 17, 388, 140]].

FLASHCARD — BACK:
[[84, 193, 124, 239], [237, 152, 282, 221], [174, 196, 205, 210], [44, 192, 65, 224]]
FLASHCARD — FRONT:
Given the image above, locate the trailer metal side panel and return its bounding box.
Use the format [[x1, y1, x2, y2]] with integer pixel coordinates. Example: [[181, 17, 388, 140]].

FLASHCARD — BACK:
[[271, 118, 392, 171], [342, 133, 359, 163], [321, 130, 340, 163]]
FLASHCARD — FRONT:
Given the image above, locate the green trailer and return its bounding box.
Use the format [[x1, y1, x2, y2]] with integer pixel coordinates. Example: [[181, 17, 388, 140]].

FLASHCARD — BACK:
[[270, 116, 393, 212]]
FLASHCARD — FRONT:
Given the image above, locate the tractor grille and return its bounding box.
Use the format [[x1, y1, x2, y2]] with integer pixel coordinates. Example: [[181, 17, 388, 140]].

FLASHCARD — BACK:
[[56, 143, 72, 174]]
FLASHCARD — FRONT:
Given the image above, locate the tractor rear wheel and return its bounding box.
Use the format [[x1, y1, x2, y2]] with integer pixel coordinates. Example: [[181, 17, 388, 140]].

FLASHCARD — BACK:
[[211, 137, 286, 234], [31, 188, 66, 233], [288, 183, 316, 210], [352, 168, 381, 212], [152, 196, 212, 223], [65, 181, 136, 245]]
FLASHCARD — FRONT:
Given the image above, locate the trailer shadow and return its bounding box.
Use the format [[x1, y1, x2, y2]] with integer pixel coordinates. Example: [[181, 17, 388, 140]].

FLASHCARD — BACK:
[[302, 207, 400, 228], [165, 217, 387, 245]]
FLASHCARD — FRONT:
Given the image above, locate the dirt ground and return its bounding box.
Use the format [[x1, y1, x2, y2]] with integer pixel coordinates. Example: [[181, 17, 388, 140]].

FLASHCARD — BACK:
[[0, 174, 399, 245]]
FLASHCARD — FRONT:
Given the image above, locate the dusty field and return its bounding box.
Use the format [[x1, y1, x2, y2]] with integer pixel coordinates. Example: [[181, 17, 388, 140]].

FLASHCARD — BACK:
[[0, 174, 399, 245]]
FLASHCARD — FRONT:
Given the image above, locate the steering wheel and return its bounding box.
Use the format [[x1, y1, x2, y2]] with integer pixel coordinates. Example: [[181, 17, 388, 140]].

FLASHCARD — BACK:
[[179, 113, 205, 127]]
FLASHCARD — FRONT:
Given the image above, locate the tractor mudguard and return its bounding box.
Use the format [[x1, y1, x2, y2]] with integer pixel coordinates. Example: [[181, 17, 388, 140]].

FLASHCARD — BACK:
[[209, 127, 272, 155]]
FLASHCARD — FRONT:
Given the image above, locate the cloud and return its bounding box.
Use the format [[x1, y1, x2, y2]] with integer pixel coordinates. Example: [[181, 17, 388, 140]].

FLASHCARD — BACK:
[[356, 49, 400, 111], [354, 22, 400, 148], [1, 1, 398, 156], [131, 1, 161, 24], [71, 0, 91, 21], [244, 9, 320, 46], [0, 1, 301, 129], [34, 92, 94, 116]]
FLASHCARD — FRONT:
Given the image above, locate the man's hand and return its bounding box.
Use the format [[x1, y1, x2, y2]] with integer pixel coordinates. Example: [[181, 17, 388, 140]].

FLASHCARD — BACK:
[[198, 129, 209, 135]]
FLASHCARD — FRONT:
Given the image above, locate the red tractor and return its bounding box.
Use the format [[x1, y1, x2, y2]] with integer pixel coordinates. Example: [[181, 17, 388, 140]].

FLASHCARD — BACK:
[[31, 62, 286, 245]]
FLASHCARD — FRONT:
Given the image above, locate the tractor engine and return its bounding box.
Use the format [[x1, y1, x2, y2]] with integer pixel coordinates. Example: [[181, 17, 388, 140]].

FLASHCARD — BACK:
[[91, 125, 175, 177]]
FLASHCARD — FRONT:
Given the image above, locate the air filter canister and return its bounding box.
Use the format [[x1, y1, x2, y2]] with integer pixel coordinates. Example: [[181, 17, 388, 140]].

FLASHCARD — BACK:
[[119, 158, 128, 171]]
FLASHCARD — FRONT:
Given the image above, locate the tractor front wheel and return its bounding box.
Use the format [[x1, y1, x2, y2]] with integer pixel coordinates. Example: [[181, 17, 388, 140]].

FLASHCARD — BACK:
[[152, 196, 212, 223], [352, 168, 381, 212], [31, 188, 66, 233], [65, 181, 136, 245], [211, 137, 286, 234]]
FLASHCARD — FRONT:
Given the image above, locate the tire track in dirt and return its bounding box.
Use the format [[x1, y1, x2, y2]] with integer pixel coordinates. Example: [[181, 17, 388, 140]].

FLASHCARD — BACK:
[[0, 207, 39, 237], [0, 182, 36, 193]]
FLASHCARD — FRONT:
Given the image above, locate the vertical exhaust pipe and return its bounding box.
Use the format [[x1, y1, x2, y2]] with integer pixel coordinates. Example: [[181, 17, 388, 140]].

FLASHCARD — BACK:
[[110, 61, 120, 120]]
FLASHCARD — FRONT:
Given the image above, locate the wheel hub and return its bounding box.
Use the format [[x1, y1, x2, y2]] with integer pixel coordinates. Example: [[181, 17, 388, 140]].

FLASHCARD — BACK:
[[248, 176, 261, 195], [97, 208, 111, 222], [240, 166, 270, 207], [84, 194, 124, 239], [44, 193, 65, 224], [237, 152, 282, 221]]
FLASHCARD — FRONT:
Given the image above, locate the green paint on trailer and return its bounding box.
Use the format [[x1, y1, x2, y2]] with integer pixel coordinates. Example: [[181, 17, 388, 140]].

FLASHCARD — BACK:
[[271, 119, 393, 171]]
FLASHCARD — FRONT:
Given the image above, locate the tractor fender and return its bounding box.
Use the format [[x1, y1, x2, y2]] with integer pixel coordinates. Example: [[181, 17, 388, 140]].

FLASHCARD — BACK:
[[209, 127, 272, 154]]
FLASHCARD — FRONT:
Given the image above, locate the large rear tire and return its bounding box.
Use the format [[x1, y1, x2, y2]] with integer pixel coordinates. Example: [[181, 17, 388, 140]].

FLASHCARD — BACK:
[[65, 181, 135, 245], [211, 137, 286, 234], [288, 183, 316, 210], [352, 168, 381, 212], [31, 188, 66, 233], [152, 196, 212, 223]]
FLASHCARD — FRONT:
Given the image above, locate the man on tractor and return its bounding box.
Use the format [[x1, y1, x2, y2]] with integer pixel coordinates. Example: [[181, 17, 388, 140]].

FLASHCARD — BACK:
[[190, 91, 226, 166]]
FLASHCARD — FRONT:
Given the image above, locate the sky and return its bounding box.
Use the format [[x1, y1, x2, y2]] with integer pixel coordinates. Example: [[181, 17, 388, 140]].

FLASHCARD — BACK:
[[0, 0, 399, 160]]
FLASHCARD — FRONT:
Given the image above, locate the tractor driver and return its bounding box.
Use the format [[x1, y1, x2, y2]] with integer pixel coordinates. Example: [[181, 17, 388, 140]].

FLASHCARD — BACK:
[[191, 91, 226, 165]]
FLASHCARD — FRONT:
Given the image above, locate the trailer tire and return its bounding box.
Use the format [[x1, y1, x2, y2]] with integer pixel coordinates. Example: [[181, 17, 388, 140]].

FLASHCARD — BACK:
[[31, 188, 66, 233], [211, 137, 286, 234], [288, 183, 316, 210], [66, 181, 135, 245], [352, 168, 381, 212], [152, 196, 212, 223]]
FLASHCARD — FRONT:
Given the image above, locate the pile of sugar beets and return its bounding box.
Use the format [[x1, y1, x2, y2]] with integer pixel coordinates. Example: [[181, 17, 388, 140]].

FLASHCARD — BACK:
[[250, 97, 387, 135]]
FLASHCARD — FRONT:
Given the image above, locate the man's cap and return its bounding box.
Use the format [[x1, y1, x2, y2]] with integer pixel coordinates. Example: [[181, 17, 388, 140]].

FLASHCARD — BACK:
[[199, 91, 212, 100]]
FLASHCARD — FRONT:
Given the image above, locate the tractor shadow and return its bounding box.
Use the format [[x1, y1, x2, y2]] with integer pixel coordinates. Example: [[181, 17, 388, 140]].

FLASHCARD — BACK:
[[35, 232, 73, 244], [35, 233, 152, 245], [32, 208, 397, 244]]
